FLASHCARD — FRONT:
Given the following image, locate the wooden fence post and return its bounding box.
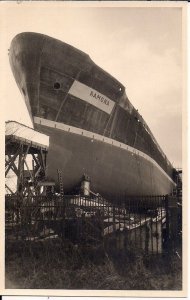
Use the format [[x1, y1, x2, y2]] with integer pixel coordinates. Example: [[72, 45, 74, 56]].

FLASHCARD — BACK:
[[165, 194, 170, 250], [168, 195, 178, 250]]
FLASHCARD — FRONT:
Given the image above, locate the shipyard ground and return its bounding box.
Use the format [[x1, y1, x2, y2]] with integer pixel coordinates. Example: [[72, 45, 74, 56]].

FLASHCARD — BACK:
[[5, 238, 182, 290]]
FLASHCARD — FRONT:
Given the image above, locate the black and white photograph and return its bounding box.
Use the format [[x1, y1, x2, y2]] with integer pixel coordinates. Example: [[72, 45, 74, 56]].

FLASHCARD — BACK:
[[1, 1, 187, 297]]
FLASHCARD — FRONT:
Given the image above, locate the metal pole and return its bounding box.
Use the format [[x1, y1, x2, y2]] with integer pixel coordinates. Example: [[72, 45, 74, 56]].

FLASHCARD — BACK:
[[165, 194, 170, 251]]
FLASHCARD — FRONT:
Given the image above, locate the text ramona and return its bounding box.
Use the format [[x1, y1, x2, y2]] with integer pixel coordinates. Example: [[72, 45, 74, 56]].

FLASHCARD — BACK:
[[90, 91, 110, 106]]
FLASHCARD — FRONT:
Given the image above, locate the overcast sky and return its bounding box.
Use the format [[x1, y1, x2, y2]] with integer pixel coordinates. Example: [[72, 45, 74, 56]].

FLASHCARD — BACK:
[[1, 3, 183, 168]]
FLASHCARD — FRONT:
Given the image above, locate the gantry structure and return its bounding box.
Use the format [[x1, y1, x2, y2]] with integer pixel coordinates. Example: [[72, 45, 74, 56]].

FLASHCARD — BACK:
[[5, 121, 49, 197]]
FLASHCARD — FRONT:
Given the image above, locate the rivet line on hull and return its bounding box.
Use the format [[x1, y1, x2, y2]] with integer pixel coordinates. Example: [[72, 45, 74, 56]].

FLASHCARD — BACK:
[[34, 116, 176, 186]]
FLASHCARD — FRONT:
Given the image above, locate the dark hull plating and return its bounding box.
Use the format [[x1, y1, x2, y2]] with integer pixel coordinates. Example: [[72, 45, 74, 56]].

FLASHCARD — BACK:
[[35, 121, 175, 199]]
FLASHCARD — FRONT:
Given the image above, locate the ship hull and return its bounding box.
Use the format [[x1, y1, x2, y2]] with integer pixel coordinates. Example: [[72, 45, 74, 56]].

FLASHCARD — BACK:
[[9, 32, 176, 199], [34, 117, 175, 199]]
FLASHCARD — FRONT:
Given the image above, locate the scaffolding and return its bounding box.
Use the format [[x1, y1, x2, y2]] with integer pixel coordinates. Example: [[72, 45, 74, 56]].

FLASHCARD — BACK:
[[5, 121, 49, 197]]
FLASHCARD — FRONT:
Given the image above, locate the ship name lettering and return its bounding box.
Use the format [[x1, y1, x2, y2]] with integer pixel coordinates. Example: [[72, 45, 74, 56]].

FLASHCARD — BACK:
[[90, 91, 109, 106]]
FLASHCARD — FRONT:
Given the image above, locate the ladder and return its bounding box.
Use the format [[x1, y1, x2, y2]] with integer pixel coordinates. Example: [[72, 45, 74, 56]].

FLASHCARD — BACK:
[[57, 169, 65, 237], [57, 169, 64, 199]]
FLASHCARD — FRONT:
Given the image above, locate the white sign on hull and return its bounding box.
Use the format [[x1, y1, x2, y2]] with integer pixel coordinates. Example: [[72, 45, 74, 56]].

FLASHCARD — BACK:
[[68, 80, 115, 114]]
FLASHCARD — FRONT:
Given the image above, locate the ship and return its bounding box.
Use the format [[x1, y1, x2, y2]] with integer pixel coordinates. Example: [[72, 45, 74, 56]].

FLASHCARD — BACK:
[[9, 32, 176, 200]]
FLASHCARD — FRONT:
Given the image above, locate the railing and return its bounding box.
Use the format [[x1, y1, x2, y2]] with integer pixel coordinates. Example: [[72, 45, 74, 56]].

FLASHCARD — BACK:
[[5, 194, 180, 255]]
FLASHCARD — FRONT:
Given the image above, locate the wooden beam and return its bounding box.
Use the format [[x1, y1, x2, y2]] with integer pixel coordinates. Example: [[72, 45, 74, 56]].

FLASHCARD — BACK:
[[24, 158, 34, 182], [40, 148, 46, 173], [5, 184, 14, 195], [17, 144, 24, 194], [5, 146, 21, 176], [31, 153, 40, 168], [23, 144, 30, 159], [5, 156, 9, 167], [34, 165, 42, 178], [7, 155, 19, 176], [5, 144, 21, 166]]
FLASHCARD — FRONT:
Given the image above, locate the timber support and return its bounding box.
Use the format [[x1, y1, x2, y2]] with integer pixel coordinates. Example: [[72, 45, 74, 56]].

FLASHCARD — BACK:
[[5, 121, 49, 197]]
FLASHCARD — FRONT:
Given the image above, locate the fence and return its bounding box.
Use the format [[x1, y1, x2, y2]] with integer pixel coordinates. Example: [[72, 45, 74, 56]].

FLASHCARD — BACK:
[[5, 194, 180, 255]]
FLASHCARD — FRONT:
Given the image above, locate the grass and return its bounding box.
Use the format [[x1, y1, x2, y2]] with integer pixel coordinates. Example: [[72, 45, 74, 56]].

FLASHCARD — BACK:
[[5, 238, 182, 290]]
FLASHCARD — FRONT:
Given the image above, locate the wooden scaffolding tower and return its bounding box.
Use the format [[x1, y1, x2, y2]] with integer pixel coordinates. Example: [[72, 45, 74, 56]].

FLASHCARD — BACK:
[[5, 121, 49, 197]]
